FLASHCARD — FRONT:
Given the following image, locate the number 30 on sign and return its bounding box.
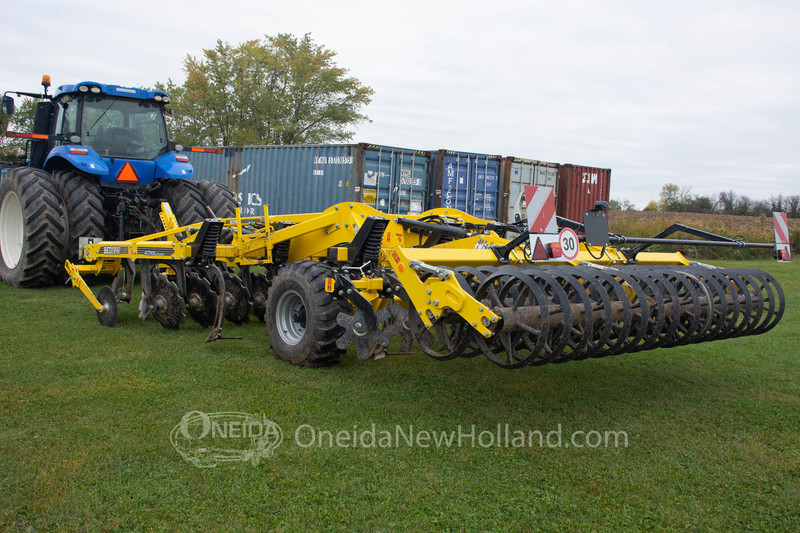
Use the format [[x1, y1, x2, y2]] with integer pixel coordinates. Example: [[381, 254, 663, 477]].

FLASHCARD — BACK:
[[559, 228, 580, 261]]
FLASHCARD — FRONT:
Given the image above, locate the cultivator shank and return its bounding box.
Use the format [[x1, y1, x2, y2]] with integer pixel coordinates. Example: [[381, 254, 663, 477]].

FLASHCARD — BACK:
[[65, 200, 787, 369]]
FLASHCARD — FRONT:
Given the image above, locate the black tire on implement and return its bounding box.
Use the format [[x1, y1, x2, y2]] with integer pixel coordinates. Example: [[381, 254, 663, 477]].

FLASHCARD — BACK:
[[157, 179, 206, 226], [196, 179, 238, 219], [51, 170, 106, 264], [0, 167, 67, 287], [266, 261, 346, 367]]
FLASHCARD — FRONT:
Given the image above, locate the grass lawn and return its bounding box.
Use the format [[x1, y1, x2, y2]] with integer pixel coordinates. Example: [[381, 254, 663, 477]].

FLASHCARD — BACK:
[[1, 259, 798, 531]]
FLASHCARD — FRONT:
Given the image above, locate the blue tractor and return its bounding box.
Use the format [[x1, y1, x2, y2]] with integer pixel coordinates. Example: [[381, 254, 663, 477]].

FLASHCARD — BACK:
[[0, 76, 236, 287]]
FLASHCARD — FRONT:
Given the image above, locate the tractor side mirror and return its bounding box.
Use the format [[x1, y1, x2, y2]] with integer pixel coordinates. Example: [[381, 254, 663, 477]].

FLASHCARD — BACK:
[[1, 95, 14, 116]]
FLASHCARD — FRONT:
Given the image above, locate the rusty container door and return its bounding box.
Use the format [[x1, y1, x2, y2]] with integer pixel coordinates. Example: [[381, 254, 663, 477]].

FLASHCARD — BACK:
[[556, 164, 611, 222]]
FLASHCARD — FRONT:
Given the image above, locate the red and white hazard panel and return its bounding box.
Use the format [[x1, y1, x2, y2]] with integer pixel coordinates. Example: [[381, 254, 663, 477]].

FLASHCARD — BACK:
[[524, 185, 557, 234], [773, 212, 792, 262]]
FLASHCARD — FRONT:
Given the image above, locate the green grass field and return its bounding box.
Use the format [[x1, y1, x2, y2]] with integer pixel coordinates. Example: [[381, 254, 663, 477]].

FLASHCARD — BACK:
[[1, 260, 798, 531]]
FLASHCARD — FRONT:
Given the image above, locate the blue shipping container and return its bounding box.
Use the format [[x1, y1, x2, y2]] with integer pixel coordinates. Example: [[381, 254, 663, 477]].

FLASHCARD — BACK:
[[431, 150, 502, 220], [185, 143, 431, 217], [185, 145, 357, 216], [358, 144, 430, 216]]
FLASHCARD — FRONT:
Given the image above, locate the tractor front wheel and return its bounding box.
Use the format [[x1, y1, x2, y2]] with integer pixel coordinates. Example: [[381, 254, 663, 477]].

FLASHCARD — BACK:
[[0, 168, 66, 287]]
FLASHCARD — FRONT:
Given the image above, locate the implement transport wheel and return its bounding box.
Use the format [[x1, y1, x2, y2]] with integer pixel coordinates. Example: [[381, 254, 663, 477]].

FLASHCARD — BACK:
[[157, 179, 206, 225], [0, 168, 66, 287], [266, 261, 345, 367]]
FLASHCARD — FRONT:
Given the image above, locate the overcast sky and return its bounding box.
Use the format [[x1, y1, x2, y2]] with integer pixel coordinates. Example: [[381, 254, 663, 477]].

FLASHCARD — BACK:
[[2, 0, 798, 208]]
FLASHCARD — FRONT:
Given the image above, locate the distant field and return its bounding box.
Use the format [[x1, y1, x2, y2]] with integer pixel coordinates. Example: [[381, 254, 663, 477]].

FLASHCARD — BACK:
[[609, 211, 799, 259], [1, 259, 798, 531]]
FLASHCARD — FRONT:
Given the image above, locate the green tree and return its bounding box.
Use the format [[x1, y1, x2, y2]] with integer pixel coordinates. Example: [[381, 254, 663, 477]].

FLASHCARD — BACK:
[[658, 183, 681, 211], [686, 195, 715, 214], [158, 34, 374, 147]]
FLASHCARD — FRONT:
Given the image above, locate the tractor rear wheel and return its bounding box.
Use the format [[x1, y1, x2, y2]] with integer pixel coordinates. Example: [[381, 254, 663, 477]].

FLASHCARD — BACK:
[[157, 179, 206, 226], [52, 170, 106, 264], [266, 261, 345, 367], [196, 179, 238, 243], [196, 179, 238, 219], [0, 168, 66, 287]]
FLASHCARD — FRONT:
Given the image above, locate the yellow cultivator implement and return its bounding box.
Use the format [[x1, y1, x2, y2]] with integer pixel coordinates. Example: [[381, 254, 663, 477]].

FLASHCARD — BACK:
[[65, 198, 787, 369]]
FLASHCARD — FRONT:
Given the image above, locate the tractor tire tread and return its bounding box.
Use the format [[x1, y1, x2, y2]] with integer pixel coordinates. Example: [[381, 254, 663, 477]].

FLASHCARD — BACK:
[[0, 168, 66, 287], [158, 179, 207, 226], [266, 260, 345, 367], [52, 170, 105, 264], [196, 179, 238, 219]]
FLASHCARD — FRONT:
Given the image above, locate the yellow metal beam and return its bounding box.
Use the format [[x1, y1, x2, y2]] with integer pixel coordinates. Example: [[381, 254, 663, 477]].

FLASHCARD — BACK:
[[384, 247, 498, 337], [65, 260, 104, 311]]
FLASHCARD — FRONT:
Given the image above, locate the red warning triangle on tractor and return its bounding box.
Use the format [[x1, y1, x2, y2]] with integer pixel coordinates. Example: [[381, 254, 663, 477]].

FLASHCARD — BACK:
[[532, 237, 549, 261], [117, 162, 139, 183]]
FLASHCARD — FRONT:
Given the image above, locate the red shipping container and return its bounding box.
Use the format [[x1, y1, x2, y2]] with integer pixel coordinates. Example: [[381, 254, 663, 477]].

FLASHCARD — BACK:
[[556, 164, 611, 223]]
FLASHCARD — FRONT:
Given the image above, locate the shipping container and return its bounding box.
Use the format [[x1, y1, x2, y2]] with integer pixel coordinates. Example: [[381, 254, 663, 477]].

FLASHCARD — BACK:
[[184, 145, 357, 216], [500, 157, 558, 224], [430, 150, 502, 220], [357, 144, 430, 215], [556, 164, 611, 223], [185, 143, 431, 217]]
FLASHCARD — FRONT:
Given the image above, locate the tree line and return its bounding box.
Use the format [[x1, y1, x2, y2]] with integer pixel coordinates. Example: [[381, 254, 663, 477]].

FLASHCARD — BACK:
[[611, 183, 799, 218]]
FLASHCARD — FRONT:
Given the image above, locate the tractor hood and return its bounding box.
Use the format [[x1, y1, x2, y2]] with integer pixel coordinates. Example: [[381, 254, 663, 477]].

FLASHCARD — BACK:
[[44, 149, 194, 185]]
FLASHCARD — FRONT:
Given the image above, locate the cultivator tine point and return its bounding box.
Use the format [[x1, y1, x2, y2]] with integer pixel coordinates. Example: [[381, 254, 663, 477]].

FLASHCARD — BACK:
[[206, 265, 227, 342]]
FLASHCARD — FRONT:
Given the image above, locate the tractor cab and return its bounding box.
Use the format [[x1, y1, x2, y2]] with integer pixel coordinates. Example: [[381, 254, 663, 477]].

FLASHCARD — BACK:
[[54, 84, 170, 161], [44, 82, 185, 186], [3, 78, 192, 187]]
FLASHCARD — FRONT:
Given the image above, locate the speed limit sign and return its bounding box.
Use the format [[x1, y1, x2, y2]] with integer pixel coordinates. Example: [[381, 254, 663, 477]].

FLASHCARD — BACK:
[[559, 228, 580, 261]]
